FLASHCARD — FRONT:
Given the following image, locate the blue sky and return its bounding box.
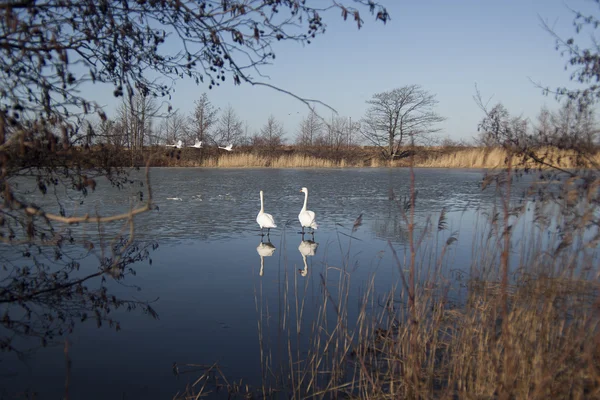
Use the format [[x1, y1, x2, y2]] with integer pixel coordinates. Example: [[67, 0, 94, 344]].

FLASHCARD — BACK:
[[86, 0, 598, 142]]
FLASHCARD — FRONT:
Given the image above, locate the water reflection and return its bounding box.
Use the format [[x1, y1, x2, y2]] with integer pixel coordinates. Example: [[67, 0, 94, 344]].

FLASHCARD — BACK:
[[298, 235, 319, 277], [256, 239, 276, 276]]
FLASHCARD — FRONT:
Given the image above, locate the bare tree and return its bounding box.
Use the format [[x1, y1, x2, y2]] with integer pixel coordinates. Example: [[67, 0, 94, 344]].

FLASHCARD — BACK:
[[255, 115, 286, 148], [158, 110, 189, 145], [475, 102, 530, 149], [115, 94, 160, 150], [551, 100, 599, 149], [534, 106, 553, 139], [214, 105, 244, 145], [88, 117, 129, 148], [189, 93, 219, 144], [296, 111, 324, 146], [322, 115, 359, 150], [360, 85, 446, 159]]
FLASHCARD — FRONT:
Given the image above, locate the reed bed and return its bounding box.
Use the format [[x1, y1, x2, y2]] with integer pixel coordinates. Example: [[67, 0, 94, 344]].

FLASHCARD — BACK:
[[419, 146, 600, 169], [150, 146, 600, 169]]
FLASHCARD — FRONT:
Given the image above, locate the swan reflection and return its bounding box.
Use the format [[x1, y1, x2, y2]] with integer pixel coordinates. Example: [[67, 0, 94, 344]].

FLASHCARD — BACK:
[[256, 239, 276, 276], [298, 236, 318, 277]]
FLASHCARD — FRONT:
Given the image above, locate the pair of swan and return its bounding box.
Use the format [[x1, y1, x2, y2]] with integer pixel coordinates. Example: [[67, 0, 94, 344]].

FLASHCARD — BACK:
[[256, 237, 318, 277], [256, 187, 318, 236]]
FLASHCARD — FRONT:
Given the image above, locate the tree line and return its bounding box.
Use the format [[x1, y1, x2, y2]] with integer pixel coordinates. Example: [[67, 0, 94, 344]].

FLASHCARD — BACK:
[[89, 83, 447, 156], [92, 82, 599, 162]]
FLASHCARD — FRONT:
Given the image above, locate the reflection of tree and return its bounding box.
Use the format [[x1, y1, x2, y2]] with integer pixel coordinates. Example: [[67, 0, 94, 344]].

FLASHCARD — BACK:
[[0, 167, 158, 354], [370, 201, 435, 246], [0, 237, 158, 353]]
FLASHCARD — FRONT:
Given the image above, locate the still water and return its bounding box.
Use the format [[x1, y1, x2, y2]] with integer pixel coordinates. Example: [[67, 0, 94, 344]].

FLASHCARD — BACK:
[[0, 167, 556, 398]]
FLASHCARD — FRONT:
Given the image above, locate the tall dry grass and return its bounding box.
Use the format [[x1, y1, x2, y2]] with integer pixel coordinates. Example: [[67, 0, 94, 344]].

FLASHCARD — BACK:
[[152, 146, 600, 169], [418, 146, 600, 169]]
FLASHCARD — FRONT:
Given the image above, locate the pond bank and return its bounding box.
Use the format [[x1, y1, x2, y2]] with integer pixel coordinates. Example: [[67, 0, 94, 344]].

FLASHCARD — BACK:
[[142, 146, 600, 169]]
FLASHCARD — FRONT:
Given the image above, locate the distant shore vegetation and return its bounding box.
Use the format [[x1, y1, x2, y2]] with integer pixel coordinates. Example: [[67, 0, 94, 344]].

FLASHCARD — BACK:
[[68, 144, 600, 170]]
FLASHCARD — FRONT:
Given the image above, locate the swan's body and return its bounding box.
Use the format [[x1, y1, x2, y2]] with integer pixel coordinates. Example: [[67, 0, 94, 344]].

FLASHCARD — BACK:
[[298, 187, 318, 233], [189, 139, 203, 149], [166, 197, 182, 201], [256, 190, 277, 235], [298, 239, 318, 277], [166, 140, 183, 149], [257, 241, 276, 276], [218, 144, 233, 151]]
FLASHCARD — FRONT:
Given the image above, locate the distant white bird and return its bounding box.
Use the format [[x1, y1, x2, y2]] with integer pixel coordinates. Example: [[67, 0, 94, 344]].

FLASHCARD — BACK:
[[166, 140, 183, 149], [189, 139, 203, 149], [256, 190, 277, 236], [298, 239, 318, 277], [166, 197, 182, 201], [299, 187, 318, 234], [256, 241, 276, 277], [218, 144, 233, 151]]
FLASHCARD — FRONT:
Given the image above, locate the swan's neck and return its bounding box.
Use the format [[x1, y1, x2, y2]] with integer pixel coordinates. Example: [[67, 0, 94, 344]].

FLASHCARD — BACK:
[[301, 191, 308, 212], [260, 192, 264, 213]]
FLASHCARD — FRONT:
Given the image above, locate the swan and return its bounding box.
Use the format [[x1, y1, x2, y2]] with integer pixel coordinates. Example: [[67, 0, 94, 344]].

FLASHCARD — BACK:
[[166, 197, 182, 201], [298, 187, 318, 234], [298, 239, 318, 277], [218, 144, 233, 151], [166, 139, 183, 149], [256, 241, 276, 277], [256, 190, 277, 236], [189, 139, 203, 149]]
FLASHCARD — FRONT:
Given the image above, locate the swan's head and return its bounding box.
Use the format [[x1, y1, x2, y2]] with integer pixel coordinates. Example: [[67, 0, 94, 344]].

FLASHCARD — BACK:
[[259, 190, 264, 196], [300, 187, 308, 194]]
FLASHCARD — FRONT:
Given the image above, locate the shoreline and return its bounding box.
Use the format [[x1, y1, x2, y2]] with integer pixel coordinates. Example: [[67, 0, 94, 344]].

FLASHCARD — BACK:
[[133, 146, 599, 170]]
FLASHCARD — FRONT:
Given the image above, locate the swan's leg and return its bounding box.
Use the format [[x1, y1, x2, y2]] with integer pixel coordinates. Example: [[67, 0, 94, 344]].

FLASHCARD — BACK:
[[267, 228, 271, 237]]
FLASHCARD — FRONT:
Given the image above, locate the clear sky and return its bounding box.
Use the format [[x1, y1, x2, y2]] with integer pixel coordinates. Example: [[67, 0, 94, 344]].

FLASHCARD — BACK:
[[86, 0, 598, 143]]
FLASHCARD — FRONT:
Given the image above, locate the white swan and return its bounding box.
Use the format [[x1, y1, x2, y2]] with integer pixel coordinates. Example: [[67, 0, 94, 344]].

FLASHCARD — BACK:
[[189, 139, 203, 149], [298, 239, 318, 277], [218, 144, 233, 151], [256, 190, 277, 236], [256, 241, 276, 276], [166, 139, 183, 149], [299, 187, 318, 234]]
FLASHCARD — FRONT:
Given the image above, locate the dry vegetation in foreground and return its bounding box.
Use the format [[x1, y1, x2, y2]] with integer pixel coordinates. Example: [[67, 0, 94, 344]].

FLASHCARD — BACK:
[[173, 170, 600, 400], [110, 145, 600, 169]]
